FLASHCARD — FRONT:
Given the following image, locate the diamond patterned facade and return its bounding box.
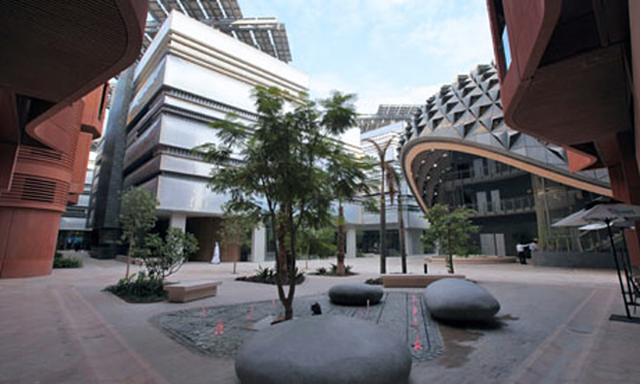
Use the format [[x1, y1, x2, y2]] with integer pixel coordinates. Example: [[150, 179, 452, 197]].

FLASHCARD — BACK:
[[400, 64, 611, 212]]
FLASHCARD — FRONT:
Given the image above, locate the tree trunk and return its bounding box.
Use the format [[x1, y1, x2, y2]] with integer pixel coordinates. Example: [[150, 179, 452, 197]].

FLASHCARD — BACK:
[[275, 203, 292, 320], [379, 160, 387, 274], [337, 203, 346, 276], [125, 235, 134, 278], [398, 195, 407, 274], [285, 208, 297, 321], [447, 228, 454, 274]]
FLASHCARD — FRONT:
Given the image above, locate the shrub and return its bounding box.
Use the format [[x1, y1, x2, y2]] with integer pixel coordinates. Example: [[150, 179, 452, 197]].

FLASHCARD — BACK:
[[143, 227, 199, 280], [236, 266, 305, 285], [53, 255, 83, 269], [104, 272, 166, 303], [310, 263, 356, 276], [365, 277, 383, 285]]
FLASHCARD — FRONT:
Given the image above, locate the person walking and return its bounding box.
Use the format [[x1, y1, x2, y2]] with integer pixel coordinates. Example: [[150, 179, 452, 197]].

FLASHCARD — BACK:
[[211, 242, 220, 264], [516, 243, 527, 265]]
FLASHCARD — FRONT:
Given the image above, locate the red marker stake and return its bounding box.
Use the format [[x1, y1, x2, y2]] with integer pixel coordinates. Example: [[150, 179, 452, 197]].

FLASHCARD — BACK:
[[413, 334, 424, 351]]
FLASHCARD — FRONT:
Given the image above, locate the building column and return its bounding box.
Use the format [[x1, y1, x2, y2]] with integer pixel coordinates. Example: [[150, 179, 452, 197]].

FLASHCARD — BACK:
[[602, 132, 640, 267], [169, 212, 186, 232], [404, 229, 414, 256], [346, 226, 357, 259], [252, 224, 266, 263]]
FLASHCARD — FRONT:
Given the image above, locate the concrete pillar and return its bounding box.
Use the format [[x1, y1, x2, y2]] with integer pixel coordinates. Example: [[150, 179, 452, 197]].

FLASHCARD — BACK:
[[252, 224, 267, 263], [404, 229, 414, 256], [169, 212, 187, 232], [346, 226, 357, 259]]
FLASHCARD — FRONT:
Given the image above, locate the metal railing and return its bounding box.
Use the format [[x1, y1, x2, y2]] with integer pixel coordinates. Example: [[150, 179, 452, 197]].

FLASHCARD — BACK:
[[467, 195, 535, 216], [444, 164, 523, 182]]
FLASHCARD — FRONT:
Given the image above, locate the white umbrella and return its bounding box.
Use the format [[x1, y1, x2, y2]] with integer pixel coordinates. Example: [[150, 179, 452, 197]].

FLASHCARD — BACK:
[[553, 198, 640, 321], [553, 203, 640, 228]]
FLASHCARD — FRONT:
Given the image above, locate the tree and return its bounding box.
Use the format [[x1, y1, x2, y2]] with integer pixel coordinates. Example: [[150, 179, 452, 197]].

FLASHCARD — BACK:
[[363, 138, 393, 274], [218, 213, 258, 274], [385, 163, 407, 274], [143, 227, 199, 280], [196, 87, 369, 320], [421, 204, 479, 274], [120, 187, 158, 278], [297, 224, 337, 269], [327, 150, 372, 275]]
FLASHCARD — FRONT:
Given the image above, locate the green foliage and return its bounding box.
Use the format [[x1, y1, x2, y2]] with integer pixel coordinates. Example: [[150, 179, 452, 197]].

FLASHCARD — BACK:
[[365, 277, 383, 285], [236, 266, 305, 285], [142, 227, 199, 280], [218, 213, 257, 250], [53, 255, 83, 269], [119, 187, 158, 278], [421, 204, 480, 274], [120, 188, 158, 243], [362, 198, 380, 214], [195, 86, 367, 319], [297, 225, 337, 259], [104, 272, 166, 303], [311, 263, 354, 276]]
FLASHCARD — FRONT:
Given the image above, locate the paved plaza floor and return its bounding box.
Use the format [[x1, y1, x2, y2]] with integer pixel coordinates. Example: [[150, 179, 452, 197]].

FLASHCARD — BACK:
[[1, 252, 639, 383]]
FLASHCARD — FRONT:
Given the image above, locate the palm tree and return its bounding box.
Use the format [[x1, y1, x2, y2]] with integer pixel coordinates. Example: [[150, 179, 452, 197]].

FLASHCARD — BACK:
[[364, 138, 394, 274], [328, 151, 372, 275], [385, 163, 407, 273], [320, 92, 367, 277]]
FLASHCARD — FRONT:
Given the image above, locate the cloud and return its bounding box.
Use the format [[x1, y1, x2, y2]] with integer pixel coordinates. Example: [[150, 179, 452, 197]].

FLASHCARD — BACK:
[[406, 9, 494, 73], [309, 73, 440, 114]]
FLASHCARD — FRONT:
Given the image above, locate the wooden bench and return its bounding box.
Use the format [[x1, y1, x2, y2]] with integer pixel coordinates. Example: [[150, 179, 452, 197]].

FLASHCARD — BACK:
[[164, 280, 222, 303], [382, 274, 465, 288]]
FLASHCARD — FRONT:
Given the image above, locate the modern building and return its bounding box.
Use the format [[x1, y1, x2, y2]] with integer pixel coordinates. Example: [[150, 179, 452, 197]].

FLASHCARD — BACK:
[[0, 1, 147, 278], [400, 64, 611, 256], [89, 10, 309, 263], [485, 0, 640, 265], [57, 143, 99, 250], [357, 106, 428, 256]]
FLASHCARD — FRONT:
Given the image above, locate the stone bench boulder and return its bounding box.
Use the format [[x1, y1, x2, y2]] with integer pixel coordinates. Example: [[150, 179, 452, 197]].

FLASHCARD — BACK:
[[329, 283, 384, 306], [423, 278, 500, 322], [163, 280, 221, 303], [235, 316, 412, 384]]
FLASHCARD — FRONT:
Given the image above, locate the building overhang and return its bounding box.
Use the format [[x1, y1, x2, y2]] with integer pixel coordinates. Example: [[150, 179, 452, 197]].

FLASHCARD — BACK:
[[487, 0, 634, 171], [401, 137, 612, 213], [0, 0, 148, 131]]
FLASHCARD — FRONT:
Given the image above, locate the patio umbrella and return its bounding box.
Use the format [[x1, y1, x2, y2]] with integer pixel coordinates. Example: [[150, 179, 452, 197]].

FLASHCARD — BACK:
[[553, 198, 640, 321]]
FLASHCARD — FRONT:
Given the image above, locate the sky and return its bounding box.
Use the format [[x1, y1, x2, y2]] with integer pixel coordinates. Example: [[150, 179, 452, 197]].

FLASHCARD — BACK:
[[241, 0, 496, 115]]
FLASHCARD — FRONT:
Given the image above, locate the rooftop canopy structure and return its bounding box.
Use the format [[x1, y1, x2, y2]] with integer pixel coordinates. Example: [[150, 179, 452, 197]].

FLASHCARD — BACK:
[[357, 104, 422, 133], [145, 0, 292, 62]]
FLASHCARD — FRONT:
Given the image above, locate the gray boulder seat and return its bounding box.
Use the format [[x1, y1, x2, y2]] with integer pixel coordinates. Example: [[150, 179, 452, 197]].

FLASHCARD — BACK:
[[329, 283, 384, 306], [235, 316, 412, 384], [423, 278, 500, 322]]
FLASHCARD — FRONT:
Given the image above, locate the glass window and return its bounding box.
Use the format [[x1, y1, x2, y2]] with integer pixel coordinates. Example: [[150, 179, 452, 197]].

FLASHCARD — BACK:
[[502, 26, 512, 71]]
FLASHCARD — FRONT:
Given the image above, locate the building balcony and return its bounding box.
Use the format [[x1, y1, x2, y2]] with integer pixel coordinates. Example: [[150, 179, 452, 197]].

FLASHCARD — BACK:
[[444, 165, 526, 186], [467, 195, 535, 217]]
